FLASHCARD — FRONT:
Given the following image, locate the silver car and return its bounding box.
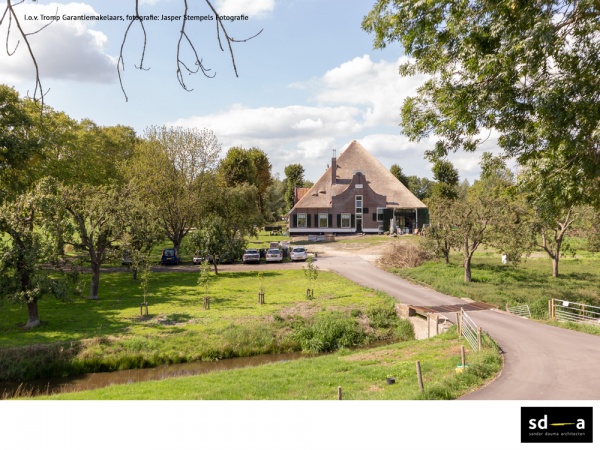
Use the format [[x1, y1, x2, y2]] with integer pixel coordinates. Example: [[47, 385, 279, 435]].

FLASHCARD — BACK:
[[290, 247, 308, 261], [242, 249, 260, 264], [265, 248, 283, 263]]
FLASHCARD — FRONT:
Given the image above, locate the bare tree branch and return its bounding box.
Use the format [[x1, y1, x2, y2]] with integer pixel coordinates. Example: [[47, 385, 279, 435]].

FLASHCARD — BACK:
[[2, 0, 263, 104]]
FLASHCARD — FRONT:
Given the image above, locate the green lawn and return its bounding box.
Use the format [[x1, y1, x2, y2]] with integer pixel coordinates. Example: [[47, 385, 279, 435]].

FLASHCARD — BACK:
[[38, 328, 501, 400], [0, 269, 414, 381], [391, 249, 600, 323]]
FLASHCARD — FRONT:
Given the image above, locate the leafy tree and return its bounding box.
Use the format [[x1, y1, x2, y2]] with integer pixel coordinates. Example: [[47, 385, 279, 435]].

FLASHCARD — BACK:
[[0, 182, 68, 328], [218, 147, 273, 214], [0, 85, 41, 198], [124, 126, 220, 253], [518, 151, 593, 277], [120, 192, 164, 280], [303, 256, 319, 299], [49, 182, 131, 300], [363, 0, 600, 204], [422, 196, 458, 264], [264, 177, 287, 223], [431, 159, 460, 199], [390, 164, 409, 186], [284, 163, 306, 211], [406, 175, 434, 200]]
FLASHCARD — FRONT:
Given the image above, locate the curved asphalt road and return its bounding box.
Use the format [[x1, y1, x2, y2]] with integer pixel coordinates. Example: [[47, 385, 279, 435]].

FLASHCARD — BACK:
[[317, 255, 600, 400]]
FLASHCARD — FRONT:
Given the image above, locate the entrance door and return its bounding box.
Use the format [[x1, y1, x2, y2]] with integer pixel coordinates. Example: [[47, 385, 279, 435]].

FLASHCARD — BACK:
[[356, 218, 362, 233]]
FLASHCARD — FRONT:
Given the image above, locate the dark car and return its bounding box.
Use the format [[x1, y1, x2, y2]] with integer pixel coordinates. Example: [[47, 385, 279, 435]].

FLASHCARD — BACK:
[[242, 249, 260, 264], [161, 248, 180, 265]]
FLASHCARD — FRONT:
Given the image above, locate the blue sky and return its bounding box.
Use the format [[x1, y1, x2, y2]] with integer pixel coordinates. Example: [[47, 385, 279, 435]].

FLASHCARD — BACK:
[[1, 0, 496, 183]]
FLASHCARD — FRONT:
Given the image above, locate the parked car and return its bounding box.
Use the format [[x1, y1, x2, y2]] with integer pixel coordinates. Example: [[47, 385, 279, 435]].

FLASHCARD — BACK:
[[121, 251, 132, 266], [192, 255, 203, 265], [161, 248, 180, 265], [265, 248, 283, 263], [290, 247, 308, 262], [242, 249, 260, 264]]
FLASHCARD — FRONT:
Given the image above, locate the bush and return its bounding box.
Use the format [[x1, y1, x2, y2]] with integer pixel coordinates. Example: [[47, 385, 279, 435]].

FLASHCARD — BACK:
[[293, 312, 365, 354], [378, 242, 432, 268]]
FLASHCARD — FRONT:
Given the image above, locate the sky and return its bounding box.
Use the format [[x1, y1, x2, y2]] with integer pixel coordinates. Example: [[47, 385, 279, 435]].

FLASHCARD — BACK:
[[0, 0, 500, 183]]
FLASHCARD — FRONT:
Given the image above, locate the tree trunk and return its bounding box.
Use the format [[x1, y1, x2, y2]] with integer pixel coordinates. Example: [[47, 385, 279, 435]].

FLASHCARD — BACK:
[[464, 256, 472, 283], [89, 261, 100, 300], [213, 260, 219, 275], [25, 301, 41, 329], [552, 257, 559, 278], [552, 238, 562, 278]]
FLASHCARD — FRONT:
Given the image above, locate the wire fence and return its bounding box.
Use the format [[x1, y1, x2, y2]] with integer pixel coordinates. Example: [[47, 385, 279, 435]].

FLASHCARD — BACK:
[[549, 298, 600, 326]]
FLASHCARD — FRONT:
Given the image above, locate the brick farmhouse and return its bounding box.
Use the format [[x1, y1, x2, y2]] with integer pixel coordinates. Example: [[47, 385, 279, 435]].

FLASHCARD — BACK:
[[288, 140, 428, 235]]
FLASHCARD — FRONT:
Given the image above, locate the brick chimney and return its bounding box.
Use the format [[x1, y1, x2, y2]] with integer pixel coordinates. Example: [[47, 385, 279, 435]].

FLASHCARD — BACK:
[[331, 149, 337, 185]]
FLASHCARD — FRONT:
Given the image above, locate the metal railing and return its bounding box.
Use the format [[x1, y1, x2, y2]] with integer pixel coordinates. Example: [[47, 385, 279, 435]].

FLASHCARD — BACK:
[[506, 304, 531, 318], [549, 298, 600, 326], [459, 308, 482, 352]]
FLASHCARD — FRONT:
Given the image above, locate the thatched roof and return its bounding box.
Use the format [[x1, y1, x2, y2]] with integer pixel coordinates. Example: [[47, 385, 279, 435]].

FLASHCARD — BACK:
[[292, 140, 426, 209]]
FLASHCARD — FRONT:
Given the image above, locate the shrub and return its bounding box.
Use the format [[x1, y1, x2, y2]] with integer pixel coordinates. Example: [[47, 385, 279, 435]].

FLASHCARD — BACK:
[[378, 242, 432, 268], [294, 312, 365, 354]]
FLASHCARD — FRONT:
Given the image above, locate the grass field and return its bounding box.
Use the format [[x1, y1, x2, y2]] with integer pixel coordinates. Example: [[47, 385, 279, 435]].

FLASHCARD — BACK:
[[390, 247, 600, 330], [37, 328, 501, 400], [0, 269, 417, 381]]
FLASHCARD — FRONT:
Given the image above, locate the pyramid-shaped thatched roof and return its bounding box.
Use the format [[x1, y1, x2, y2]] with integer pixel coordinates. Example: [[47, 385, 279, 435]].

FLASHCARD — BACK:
[[292, 140, 426, 209]]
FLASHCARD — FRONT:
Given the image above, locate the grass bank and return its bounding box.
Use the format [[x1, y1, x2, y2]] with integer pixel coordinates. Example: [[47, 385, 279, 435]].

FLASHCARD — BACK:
[[389, 249, 600, 326], [39, 328, 502, 400], [0, 270, 414, 381]]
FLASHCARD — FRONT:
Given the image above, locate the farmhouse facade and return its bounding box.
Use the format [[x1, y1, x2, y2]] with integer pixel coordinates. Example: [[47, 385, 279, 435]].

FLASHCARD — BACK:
[[288, 140, 428, 235]]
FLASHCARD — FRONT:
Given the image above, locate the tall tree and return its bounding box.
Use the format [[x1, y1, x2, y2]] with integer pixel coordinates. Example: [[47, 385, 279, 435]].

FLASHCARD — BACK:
[[0, 85, 41, 198], [54, 183, 131, 300], [405, 175, 434, 200], [124, 126, 221, 253], [218, 147, 273, 214], [284, 163, 306, 211], [518, 151, 594, 277], [390, 164, 409, 186], [363, 0, 600, 204], [0, 181, 68, 328], [431, 159, 460, 199]]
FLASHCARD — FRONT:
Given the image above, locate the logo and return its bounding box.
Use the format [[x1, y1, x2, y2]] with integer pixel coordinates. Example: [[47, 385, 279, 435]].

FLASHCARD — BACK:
[[521, 407, 593, 443]]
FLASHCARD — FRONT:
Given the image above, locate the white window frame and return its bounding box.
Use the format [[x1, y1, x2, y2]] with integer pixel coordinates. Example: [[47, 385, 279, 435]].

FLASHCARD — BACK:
[[297, 213, 307, 228], [355, 195, 363, 215], [341, 213, 351, 228], [318, 213, 328, 228], [377, 207, 384, 222]]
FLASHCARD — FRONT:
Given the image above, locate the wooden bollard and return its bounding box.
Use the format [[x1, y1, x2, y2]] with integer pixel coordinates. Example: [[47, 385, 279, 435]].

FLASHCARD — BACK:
[[461, 345, 465, 369], [416, 361, 424, 391], [338, 386, 342, 400]]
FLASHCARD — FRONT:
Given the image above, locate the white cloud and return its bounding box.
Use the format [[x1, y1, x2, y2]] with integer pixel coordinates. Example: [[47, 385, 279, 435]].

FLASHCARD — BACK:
[[0, 2, 116, 84], [215, 0, 275, 18], [315, 55, 427, 127], [169, 54, 491, 183]]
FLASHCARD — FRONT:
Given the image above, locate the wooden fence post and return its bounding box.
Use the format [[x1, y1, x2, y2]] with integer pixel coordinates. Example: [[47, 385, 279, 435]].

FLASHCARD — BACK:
[[477, 327, 482, 352], [338, 386, 342, 400], [416, 361, 424, 392], [461, 345, 465, 369]]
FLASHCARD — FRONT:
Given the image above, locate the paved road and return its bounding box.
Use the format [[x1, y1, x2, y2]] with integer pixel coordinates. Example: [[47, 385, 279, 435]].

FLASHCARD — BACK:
[[317, 255, 600, 400]]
